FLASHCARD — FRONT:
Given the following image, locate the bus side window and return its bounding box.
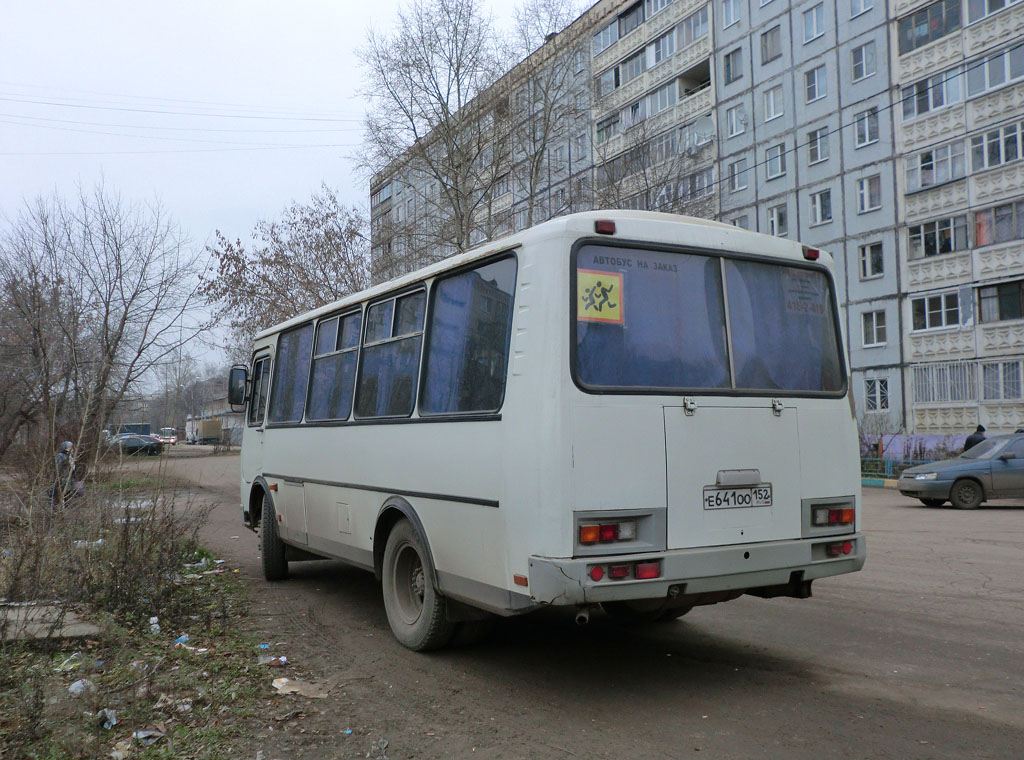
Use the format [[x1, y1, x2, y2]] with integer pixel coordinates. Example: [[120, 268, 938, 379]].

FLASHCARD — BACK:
[[356, 291, 426, 418], [307, 311, 361, 421], [248, 357, 271, 426], [268, 324, 314, 423], [421, 257, 516, 414]]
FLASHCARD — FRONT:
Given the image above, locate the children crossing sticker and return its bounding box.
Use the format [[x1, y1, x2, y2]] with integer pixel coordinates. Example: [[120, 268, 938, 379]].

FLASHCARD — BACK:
[[577, 269, 624, 324]]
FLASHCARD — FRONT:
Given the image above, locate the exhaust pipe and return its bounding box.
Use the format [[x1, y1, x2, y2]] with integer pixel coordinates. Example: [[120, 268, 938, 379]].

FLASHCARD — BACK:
[[575, 607, 591, 626]]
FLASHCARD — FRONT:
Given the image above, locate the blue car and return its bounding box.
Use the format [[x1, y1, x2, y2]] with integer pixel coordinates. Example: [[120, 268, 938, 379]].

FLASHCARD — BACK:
[[898, 434, 1024, 508]]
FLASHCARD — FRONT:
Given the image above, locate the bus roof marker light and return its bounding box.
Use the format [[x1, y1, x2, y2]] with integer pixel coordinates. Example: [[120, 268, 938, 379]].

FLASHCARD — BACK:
[[802, 246, 820, 261], [595, 220, 616, 235]]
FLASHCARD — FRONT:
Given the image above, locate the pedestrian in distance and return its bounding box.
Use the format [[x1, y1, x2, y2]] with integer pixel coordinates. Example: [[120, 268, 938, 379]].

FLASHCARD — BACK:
[[50, 440, 84, 506], [963, 424, 986, 453]]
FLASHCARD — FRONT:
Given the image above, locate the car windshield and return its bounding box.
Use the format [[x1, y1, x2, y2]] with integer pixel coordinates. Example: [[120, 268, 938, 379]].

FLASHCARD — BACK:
[[960, 437, 1010, 459]]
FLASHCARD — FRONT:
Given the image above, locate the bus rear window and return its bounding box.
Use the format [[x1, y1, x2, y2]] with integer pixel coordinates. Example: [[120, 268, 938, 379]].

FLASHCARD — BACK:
[[574, 244, 844, 394]]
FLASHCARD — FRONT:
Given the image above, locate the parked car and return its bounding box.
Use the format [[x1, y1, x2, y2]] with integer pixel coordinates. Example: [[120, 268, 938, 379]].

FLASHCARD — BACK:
[[156, 427, 178, 445], [113, 434, 163, 456], [898, 434, 1024, 508]]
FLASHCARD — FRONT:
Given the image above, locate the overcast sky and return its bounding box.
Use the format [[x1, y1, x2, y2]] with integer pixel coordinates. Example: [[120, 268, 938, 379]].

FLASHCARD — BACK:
[[0, 0, 514, 366], [0, 0, 516, 246]]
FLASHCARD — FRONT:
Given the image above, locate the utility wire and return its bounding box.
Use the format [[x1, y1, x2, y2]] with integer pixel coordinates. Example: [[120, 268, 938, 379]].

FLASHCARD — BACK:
[[0, 111, 364, 134]]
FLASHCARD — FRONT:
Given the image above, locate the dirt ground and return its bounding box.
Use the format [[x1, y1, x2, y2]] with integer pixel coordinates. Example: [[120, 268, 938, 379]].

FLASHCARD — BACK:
[[145, 451, 1024, 760]]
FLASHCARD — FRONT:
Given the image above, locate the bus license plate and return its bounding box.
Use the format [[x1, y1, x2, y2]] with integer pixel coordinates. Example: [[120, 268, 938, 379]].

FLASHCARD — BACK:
[[702, 485, 773, 510]]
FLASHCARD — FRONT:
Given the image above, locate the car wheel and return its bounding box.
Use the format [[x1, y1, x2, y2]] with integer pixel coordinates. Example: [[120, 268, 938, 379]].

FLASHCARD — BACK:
[[260, 492, 288, 581], [381, 519, 454, 651], [950, 479, 983, 509], [920, 498, 946, 507]]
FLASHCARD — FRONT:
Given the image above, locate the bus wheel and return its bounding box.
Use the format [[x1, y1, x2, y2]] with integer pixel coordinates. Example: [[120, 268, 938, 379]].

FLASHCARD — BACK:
[[950, 479, 983, 509], [260, 492, 288, 581], [381, 519, 454, 651]]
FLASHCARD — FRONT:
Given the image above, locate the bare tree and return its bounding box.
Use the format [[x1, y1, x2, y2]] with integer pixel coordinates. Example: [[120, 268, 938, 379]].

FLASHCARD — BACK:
[[360, 0, 508, 273], [592, 115, 717, 220], [0, 185, 208, 463], [504, 0, 590, 228], [200, 184, 370, 358]]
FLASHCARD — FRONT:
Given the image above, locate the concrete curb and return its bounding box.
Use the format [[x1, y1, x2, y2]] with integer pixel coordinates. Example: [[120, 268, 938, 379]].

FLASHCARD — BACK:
[[862, 477, 899, 489]]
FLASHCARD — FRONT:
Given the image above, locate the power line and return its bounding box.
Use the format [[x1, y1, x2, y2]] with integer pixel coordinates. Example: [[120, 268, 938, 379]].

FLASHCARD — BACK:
[[0, 143, 358, 157], [0, 111, 364, 134]]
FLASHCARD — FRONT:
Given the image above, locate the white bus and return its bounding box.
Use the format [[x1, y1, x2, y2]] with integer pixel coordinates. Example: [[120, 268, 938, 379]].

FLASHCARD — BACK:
[[228, 211, 865, 650]]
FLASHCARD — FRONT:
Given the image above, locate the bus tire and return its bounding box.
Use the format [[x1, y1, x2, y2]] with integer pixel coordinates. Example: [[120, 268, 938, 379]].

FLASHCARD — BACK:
[[381, 519, 454, 651], [950, 479, 983, 509], [261, 492, 288, 581]]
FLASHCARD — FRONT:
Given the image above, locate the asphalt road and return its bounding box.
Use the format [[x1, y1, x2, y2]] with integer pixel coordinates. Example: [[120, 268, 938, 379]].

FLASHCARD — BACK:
[[153, 451, 1024, 759]]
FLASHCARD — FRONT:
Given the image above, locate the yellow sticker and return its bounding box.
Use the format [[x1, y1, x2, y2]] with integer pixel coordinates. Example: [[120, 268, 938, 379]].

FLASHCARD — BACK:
[[577, 269, 624, 324]]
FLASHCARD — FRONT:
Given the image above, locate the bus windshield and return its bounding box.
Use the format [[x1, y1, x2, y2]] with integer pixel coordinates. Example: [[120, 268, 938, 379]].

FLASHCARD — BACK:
[[574, 244, 844, 394]]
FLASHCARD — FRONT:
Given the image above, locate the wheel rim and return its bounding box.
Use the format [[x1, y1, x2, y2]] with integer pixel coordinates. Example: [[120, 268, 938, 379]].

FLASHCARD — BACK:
[[957, 483, 977, 504], [391, 543, 425, 625]]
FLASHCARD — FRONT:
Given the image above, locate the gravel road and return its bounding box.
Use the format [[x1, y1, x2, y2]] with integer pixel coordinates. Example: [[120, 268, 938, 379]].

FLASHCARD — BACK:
[[151, 451, 1024, 760]]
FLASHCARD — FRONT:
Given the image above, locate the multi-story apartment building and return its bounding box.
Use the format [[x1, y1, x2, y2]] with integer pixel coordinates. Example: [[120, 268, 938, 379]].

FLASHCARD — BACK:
[[369, 0, 1024, 434], [892, 0, 1024, 434]]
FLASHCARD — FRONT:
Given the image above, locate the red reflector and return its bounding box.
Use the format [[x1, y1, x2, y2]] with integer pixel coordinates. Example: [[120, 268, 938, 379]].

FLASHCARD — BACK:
[[589, 565, 604, 581], [595, 220, 616, 235], [803, 246, 820, 261], [513, 574, 528, 586], [842, 540, 853, 555], [599, 524, 618, 542], [608, 564, 630, 579], [634, 562, 660, 579]]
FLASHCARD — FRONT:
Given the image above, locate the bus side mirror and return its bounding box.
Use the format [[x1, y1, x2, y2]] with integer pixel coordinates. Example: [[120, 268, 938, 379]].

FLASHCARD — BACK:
[[228, 366, 247, 410]]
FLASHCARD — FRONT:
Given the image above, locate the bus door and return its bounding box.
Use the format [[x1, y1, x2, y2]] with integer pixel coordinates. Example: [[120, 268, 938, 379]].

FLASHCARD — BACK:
[[663, 400, 803, 550], [242, 355, 271, 487]]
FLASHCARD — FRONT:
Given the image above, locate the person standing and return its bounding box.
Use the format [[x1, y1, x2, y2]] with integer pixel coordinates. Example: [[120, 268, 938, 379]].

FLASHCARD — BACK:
[[963, 425, 986, 453], [51, 440, 75, 506]]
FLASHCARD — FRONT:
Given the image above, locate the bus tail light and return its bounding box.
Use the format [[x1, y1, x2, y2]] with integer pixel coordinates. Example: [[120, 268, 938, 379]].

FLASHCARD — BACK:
[[595, 220, 616, 235], [812, 507, 855, 526], [826, 540, 854, 557], [599, 523, 618, 541], [608, 564, 631, 579], [803, 246, 820, 261], [635, 562, 661, 580], [580, 519, 639, 545], [579, 525, 601, 544]]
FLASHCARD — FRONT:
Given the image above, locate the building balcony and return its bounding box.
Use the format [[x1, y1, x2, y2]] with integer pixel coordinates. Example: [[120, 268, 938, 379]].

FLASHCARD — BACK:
[[903, 178, 968, 221], [896, 32, 962, 84], [908, 327, 976, 362], [981, 319, 1024, 354], [964, 2, 1024, 57], [906, 250, 971, 289], [899, 104, 967, 153], [967, 81, 1024, 132], [976, 239, 1024, 281]]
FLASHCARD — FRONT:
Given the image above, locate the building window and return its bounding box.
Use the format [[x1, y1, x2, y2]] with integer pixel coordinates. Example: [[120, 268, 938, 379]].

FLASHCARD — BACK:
[[761, 26, 782, 64], [620, 50, 647, 84], [909, 215, 969, 258], [722, 0, 740, 27], [914, 363, 975, 403], [912, 292, 960, 330], [856, 175, 882, 213], [860, 242, 884, 278], [852, 41, 876, 81], [971, 121, 1023, 171], [975, 200, 1024, 246], [726, 104, 746, 137], [679, 6, 709, 46], [902, 67, 963, 120], [865, 378, 889, 411], [646, 0, 673, 17], [729, 159, 748, 191], [596, 115, 620, 144], [619, 2, 645, 37], [724, 48, 743, 84], [808, 127, 830, 163], [763, 85, 784, 121], [767, 204, 788, 236], [810, 188, 832, 224], [730, 215, 749, 228], [596, 67, 618, 97], [851, 0, 873, 17], [805, 65, 827, 102], [653, 29, 676, 64], [897, 0, 961, 55], [854, 108, 879, 147], [906, 141, 966, 192], [979, 280, 1024, 323], [981, 361, 1023, 401], [968, 0, 1024, 23], [966, 43, 1024, 97], [804, 4, 824, 42], [766, 144, 786, 179], [593, 21, 618, 55], [862, 310, 887, 347]]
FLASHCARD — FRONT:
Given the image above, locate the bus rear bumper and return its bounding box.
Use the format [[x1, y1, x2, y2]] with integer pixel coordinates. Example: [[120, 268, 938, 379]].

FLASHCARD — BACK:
[[527, 534, 865, 606]]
